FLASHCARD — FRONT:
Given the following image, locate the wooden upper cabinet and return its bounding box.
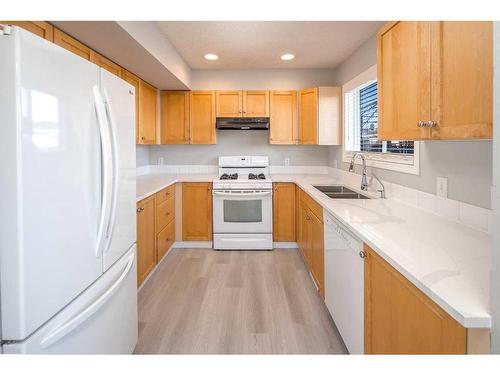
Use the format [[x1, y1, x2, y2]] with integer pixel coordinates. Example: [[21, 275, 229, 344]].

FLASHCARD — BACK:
[[94, 53, 122, 77], [190, 91, 216, 144], [364, 245, 466, 354], [138, 80, 157, 144], [243, 91, 269, 117], [273, 183, 296, 242], [3, 21, 54, 41], [298, 88, 318, 144], [429, 21, 492, 139], [269, 91, 297, 144], [53, 29, 95, 62], [216, 90, 270, 118], [377, 21, 432, 140], [136, 196, 156, 287], [161, 91, 190, 144], [216, 91, 242, 117], [182, 182, 212, 241], [377, 21, 492, 140], [121, 70, 140, 143]]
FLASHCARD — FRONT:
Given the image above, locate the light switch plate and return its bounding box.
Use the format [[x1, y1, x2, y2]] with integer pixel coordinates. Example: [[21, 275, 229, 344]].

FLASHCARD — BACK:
[[284, 158, 290, 167], [436, 177, 448, 198], [158, 157, 164, 166]]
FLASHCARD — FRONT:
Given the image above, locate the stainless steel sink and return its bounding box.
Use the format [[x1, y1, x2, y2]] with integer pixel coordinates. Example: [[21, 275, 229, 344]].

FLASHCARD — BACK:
[[313, 185, 371, 199]]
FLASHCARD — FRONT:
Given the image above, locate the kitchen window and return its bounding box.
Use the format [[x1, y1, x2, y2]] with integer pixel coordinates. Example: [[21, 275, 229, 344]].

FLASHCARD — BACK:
[[342, 65, 420, 175]]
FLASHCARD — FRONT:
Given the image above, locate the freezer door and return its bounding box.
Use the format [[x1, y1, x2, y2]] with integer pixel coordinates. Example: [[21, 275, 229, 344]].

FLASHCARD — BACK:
[[0, 28, 103, 340], [3, 246, 138, 354], [100, 69, 137, 271]]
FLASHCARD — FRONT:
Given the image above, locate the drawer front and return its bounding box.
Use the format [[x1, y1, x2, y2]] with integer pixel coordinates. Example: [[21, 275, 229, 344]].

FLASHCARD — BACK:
[[156, 196, 175, 232], [157, 220, 175, 262], [300, 189, 323, 222], [156, 184, 175, 205]]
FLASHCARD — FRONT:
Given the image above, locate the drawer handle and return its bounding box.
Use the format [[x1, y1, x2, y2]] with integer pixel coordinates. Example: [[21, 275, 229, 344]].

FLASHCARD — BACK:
[[136, 207, 144, 213], [359, 251, 367, 259]]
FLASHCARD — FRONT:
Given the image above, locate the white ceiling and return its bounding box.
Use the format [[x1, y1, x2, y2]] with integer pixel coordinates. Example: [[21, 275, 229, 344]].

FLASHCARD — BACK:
[[157, 21, 384, 70]]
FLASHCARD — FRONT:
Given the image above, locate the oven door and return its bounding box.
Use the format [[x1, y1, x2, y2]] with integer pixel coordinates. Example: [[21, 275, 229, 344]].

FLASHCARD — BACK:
[[213, 190, 273, 234]]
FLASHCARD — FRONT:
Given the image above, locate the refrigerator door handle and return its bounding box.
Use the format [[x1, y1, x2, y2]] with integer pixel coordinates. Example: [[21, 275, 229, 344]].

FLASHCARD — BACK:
[[39, 252, 135, 349], [102, 88, 119, 249], [93, 86, 113, 259]]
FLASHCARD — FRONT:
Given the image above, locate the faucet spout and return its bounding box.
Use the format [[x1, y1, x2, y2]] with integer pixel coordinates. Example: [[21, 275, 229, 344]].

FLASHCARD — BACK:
[[349, 153, 369, 191]]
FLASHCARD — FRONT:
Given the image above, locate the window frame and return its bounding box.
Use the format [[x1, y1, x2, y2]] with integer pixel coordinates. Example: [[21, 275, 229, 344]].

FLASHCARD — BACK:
[[342, 65, 420, 175]]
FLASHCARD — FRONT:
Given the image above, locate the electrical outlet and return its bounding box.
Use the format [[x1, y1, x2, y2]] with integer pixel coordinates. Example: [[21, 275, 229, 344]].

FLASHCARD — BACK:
[[436, 177, 448, 198], [158, 157, 164, 166], [284, 158, 290, 167]]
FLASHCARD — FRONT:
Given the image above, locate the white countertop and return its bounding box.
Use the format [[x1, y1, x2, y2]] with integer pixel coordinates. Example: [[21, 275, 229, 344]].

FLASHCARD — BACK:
[[136, 172, 491, 328]]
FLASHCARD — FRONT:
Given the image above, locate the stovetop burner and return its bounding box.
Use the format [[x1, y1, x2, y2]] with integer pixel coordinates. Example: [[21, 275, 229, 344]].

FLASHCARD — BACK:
[[220, 173, 238, 180], [248, 173, 266, 180]]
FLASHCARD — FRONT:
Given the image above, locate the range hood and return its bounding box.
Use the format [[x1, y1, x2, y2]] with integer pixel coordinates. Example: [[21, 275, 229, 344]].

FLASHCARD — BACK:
[[216, 117, 269, 130]]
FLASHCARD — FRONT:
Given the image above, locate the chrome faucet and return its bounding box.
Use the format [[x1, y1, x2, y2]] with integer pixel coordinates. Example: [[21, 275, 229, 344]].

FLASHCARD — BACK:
[[349, 153, 369, 191], [348, 152, 386, 198]]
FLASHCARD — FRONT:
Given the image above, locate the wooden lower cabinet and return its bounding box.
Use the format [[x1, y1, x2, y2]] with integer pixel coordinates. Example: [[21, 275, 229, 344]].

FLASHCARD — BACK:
[[364, 245, 466, 354], [136, 195, 156, 287], [155, 185, 176, 263], [296, 187, 324, 297], [157, 220, 175, 262], [182, 182, 212, 241], [273, 183, 296, 241]]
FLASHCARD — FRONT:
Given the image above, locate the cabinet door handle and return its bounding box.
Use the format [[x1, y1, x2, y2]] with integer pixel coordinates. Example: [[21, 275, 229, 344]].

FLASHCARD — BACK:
[[417, 120, 426, 128], [427, 120, 437, 128], [359, 251, 367, 259], [136, 207, 144, 213]]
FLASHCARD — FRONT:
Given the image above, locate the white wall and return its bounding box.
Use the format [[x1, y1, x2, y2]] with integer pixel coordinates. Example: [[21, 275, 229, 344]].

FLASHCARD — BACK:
[[148, 130, 329, 166], [491, 21, 500, 354], [328, 35, 493, 209], [191, 68, 336, 90]]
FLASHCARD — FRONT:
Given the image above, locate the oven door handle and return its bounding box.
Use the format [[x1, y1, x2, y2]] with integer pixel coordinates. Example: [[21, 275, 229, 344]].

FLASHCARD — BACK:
[[213, 191, 272, 197]]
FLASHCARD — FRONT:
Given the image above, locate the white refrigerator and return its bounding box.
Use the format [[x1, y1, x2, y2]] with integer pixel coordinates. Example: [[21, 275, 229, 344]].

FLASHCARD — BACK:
[[0, 26, 138, 354]]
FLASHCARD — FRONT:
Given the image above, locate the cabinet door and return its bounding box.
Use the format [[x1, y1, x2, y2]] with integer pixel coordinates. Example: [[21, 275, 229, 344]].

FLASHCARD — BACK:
[[190, 91, 216, 144], [137, 196, 156, 287], [377, 21, 432, 140], [121, 70, 140, 143], [94, 53, 122, 77], [3, 21, 54, 41], [310, 212, 324, 298], [216, 91, 242, 117], [270, 91, 297, 144], [182, 183, 212, 241], [273, 183, 296, 241], [157, 220, 175, 263], [298, 88, 318, 144], [138, 80, 157, 144], [53, 29, 95, 62], [364, 246, 466, 354], [300, 207, 312, 268], [243, 90, 270, 117], [161, 91, 190, 144], [430, 21, 492, 139]]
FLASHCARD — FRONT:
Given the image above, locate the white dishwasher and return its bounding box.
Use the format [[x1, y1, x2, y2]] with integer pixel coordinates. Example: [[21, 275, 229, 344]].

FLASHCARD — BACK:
[[324, 213, 365, 354]]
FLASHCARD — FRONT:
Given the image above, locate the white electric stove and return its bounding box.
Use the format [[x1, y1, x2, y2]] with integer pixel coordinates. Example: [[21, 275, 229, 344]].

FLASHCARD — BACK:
[[212, 156, 273, 250]]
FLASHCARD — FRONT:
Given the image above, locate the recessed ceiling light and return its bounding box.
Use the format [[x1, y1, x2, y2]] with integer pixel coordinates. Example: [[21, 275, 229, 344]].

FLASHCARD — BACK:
[[281, 53, 295, 61], [204, 53, 218, 60]]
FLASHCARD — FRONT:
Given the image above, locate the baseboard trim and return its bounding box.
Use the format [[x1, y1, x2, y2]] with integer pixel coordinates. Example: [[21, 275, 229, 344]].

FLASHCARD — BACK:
[[137, 244, 173, 292], [273, 242, 299, 249], [173, 241, 213, 249]]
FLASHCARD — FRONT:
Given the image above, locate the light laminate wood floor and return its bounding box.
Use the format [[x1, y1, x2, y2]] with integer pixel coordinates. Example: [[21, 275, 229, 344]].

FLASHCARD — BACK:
[[134, 249, 348, 354]]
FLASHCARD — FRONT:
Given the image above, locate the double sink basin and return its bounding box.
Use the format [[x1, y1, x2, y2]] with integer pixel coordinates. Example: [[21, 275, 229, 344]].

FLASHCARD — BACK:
[[313, 185, 371, 200]]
